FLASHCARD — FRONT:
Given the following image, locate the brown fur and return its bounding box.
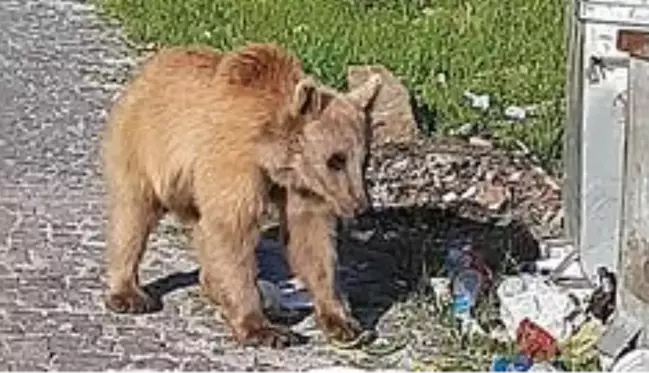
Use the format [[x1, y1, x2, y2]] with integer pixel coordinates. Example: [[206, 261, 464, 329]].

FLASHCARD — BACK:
[[101, 42, 381, 347]]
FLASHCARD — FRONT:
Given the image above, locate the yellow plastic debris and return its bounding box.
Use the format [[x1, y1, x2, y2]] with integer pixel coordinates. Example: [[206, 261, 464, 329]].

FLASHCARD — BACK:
[[559, 318, 603, 366]]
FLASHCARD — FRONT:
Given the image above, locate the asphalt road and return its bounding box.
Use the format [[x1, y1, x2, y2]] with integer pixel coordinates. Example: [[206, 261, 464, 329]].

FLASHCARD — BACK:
[[0, 1, 346, 369]]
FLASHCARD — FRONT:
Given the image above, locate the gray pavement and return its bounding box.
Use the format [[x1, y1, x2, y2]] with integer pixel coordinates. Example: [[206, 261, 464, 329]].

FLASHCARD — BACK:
[[0, 1, 347, 370]]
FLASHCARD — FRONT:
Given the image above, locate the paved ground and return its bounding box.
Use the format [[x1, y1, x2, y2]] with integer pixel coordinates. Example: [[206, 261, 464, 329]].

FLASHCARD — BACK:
[[0, 1, 362, 370]]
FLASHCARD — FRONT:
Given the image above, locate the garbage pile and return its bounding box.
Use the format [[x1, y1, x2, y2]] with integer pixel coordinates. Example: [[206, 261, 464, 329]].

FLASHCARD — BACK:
[[428, 238, 630, 372]]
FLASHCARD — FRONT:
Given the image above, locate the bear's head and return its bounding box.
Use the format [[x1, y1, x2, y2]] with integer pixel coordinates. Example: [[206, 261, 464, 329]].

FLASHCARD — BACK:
[[264, 74, 383, 218]]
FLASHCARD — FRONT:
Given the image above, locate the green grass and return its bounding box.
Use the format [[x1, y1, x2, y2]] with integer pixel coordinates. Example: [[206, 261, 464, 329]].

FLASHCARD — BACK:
[[98, 0, 566, 170]]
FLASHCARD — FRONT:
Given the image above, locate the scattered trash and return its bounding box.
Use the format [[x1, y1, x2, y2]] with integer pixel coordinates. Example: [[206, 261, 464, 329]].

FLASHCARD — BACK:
[[257, 277, 313, 318], [256, 238, 314, 319], [444, 240, 490, 277], [349, 229, 375, 242], [445, 240, 492, 291], [444, 240, 492, 335], [599, 354, 616, 372], [538, 238, 574, 261], [504, 106, 528, 121], [586, 267, 616, 324], [429, 277, 451, 308], [436, 72, 447, 85], [504, 105, 539, 121], [491, 352, 568, 372], [559, 318, 603, 368], [564, 299, 589, 338], [534, 249, 583, 280], [489, 243, 614, 370], [517, 318, 559, 361], [258, 278, 282, 312], [417, 228, 626, 372], [491, 354, 533, 372], [451, 269, 481, 320], [497, 275, 574, 343], [489, 323, 512, 344], [464, 90, 491, 111], [528, 361, 561, 371], [597, 312, 644, 370]]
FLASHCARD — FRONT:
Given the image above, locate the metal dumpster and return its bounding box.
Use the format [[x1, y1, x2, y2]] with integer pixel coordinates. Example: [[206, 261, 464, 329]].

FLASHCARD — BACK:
[[564, 0, 643, 281], [564, 0, 649, 363]]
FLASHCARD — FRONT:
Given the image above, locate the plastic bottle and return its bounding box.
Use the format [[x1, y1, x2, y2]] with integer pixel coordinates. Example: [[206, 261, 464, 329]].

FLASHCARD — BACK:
[[451, 267, 481, 320], [444, 240, 486, 323], [490, 354, 533, 372]]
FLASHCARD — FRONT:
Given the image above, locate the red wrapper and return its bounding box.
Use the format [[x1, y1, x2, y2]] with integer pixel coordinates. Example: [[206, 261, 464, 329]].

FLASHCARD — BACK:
[[516, 318, 558, 360]]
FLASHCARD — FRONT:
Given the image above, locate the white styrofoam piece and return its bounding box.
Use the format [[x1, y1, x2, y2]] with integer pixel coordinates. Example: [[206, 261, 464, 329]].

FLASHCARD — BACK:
[[497, 275, 574, 341]]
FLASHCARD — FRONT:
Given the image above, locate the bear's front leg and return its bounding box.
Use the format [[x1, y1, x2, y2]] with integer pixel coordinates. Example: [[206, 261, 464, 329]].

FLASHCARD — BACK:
[[104, 175, 163, 314], [193, 213, 305, 348], [284, 197, 364, 344]]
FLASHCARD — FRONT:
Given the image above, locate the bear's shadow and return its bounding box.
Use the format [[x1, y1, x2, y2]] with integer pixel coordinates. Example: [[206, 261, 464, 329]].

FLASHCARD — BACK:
[[141, 204, 541, 330]]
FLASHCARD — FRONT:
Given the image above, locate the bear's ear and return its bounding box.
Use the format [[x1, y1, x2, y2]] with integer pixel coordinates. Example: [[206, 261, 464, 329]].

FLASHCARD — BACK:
[[346, 73, 382, 111], [291, 76, 333, 117]]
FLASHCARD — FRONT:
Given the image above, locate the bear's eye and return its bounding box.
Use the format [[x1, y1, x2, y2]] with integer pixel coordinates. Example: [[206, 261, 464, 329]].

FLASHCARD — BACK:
[[326, 152, 347, 171]]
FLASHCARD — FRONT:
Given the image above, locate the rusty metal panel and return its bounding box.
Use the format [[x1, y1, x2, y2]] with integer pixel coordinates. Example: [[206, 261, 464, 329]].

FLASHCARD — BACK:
[[564, 0, 649, 282]]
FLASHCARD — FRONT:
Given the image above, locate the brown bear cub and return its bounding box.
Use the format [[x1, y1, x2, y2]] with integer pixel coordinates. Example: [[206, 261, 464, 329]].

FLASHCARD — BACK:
[[101, 42, 382, 348]]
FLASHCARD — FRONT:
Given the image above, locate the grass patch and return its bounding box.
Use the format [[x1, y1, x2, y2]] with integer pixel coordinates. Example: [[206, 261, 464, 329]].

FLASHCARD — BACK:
[[97, 0, 566, 170]]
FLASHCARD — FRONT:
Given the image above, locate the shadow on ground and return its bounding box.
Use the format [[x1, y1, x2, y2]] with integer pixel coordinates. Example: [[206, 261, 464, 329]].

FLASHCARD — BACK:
[[338, 204, 540, 328], [139, 203, 541, 333]]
